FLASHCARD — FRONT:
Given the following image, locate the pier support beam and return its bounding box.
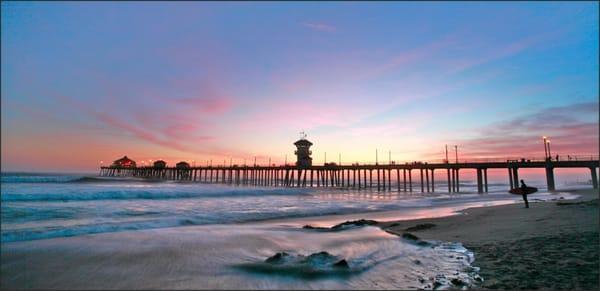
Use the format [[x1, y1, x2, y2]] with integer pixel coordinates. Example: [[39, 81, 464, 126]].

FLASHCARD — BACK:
[[430, 169, 435, 192], [403, 169, 407, 192], [484, 168, 488, 192], [456, 169, 460, 192], [545, 167, 555, 191], [512, 168, 519, 189], [508, 168, 513, 189], [377, 169, 381, 191], [591, 167, 598, 189], [388, 169, 391, 191], [447, 169, 451, 192], [420, 169, 424, 193], [425, 169, 430, 192], [397, 169, 401, 192], [408, 169, 413, 192], [477, 169, 483, 193]]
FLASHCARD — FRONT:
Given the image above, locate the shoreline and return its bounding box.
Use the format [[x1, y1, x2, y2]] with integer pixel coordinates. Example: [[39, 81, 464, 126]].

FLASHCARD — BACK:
[[1, 188, 597, 289], [379, 188, 599, 289]]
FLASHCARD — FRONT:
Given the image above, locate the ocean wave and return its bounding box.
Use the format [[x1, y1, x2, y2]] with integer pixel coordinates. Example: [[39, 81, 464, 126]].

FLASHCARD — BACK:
[[0, 174, 166, 184], [1, 174, 85, 184], [1, 187, 310, 202]]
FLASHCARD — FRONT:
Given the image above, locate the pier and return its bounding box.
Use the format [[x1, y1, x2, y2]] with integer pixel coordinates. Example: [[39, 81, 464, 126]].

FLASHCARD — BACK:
[[100, 157, 599, 192]]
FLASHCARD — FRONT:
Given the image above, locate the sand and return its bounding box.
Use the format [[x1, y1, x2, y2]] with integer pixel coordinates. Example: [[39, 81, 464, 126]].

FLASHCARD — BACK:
[[380, 188, 600, 290]]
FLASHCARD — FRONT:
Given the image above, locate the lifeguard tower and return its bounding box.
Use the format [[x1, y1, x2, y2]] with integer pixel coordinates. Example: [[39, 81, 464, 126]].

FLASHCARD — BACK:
[[294, 132, 313, 168]]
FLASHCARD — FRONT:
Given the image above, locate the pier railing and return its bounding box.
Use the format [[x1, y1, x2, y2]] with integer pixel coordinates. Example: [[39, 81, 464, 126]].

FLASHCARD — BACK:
[[100, 156, 599, 193]]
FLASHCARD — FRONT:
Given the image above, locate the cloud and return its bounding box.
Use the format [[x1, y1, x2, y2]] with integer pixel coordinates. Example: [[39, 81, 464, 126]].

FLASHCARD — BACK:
[[302, 22, 336, 33], [453, 101, 599, 159], [175, 96, 233, 114]]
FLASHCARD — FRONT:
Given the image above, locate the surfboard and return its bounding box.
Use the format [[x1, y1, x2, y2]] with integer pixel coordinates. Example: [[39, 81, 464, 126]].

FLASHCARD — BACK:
[[509, 186, 538, 195]]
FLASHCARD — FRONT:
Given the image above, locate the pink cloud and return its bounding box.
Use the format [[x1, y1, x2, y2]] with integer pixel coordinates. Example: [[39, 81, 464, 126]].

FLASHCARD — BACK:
[[449, 102, 599, 160], [175, 96, 233, 114]]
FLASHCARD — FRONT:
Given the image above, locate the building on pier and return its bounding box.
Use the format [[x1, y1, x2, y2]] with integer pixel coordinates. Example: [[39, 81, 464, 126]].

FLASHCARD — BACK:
[[111, 156, 136, 168], [294, 137, 313, 168], [176, 161, 190, 169], [153, 160, 166, 168]]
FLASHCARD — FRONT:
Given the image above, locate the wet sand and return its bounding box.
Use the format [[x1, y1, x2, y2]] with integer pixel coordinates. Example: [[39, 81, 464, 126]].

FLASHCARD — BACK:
[[380, 188, 600, 290]]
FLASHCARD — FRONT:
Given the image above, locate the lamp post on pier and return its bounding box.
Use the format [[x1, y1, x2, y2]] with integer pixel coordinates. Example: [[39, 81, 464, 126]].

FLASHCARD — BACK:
[[547, 140, 552, 160], [543, 136, 548, 160], [454, 145, 458, 163], [445, 144, 449, 163]]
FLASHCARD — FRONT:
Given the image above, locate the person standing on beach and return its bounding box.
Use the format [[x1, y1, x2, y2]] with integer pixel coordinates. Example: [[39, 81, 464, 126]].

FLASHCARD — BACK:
[[520, 180, 529, 208]]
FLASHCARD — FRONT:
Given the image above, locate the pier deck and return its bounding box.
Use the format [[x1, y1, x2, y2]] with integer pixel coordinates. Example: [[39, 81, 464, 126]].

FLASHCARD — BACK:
[[100, 158, 599, 192]]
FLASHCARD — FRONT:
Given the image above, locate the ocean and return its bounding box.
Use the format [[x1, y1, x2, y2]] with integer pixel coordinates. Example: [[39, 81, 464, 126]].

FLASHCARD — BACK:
[[0, 172, 587, 289]]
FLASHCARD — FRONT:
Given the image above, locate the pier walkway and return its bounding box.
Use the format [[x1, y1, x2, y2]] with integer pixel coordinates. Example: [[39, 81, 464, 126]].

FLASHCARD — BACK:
[[100, 157, 599, 193]]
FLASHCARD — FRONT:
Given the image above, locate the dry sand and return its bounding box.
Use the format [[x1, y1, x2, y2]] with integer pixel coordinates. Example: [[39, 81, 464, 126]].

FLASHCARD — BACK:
[[380, 188, 600, 290]]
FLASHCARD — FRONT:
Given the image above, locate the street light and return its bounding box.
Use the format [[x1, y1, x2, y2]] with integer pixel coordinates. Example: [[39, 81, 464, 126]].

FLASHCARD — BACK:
[[445, 144, 449, 163], [543, 136, 548, 159], [547, 140, 552, 160], [454, 145, 458, 163]]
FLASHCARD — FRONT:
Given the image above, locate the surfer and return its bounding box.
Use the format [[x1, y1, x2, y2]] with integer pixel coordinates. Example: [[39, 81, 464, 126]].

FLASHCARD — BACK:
[[520, 180, 529, 208]]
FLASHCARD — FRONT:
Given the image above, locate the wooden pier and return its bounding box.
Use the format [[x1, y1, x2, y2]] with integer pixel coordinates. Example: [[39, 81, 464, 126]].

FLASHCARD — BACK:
[[100, 158, 599, 192]]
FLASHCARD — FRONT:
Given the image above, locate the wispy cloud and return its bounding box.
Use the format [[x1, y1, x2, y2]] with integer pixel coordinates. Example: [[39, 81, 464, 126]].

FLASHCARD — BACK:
[[302, 22, 336, 33], [175, 96, 233, 114], [453, 102, 599, 158]]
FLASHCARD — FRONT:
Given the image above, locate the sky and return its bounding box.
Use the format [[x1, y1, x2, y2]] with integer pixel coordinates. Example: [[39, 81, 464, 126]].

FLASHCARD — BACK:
[[1, 2, 598, 174]]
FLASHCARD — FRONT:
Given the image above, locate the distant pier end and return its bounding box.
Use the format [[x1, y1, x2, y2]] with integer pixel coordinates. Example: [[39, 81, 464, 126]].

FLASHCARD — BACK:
[[294, 137, 313, 168]]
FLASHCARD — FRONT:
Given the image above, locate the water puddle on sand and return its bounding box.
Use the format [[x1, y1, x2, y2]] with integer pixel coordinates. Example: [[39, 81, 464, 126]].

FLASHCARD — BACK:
[[3, 223, 481, 290]]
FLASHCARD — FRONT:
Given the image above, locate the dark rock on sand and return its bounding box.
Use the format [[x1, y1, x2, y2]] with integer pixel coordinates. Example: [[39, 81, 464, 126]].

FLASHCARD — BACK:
[[305, 251, 332, 261], [401, 232, 420, 240], [401, 232, 432, 247], [265, 252, 290, 263], [333, 259, 349, 269], [451, 278, 465, 286], [303, 219, 378, 231], [556, 199, 598, 207], [404, 223, 436, 232], [331, 219, 378, 230], [302, 225, 329, 230]]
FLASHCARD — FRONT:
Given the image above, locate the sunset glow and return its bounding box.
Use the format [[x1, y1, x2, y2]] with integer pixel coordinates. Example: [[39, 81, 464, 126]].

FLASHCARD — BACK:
[[1, 2, 598, 172]]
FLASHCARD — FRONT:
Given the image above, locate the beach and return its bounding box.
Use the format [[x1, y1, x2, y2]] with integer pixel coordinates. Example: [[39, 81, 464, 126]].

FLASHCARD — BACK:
[[1, 173, 598, 289], [381, 188, 599, 290]]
